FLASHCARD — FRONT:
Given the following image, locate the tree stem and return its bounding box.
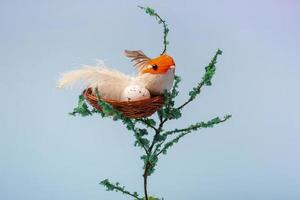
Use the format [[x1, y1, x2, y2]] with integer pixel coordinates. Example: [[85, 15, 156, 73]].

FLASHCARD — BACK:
[[143, 163, 150, 200], [142, 116, 167, 200]]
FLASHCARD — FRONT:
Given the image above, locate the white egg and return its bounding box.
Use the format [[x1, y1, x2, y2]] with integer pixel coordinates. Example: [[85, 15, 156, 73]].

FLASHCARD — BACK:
[[120, 85, 150, 101]]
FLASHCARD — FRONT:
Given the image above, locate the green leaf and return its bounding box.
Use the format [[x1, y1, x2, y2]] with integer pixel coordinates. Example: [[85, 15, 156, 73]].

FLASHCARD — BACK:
[[142, 118, 156, 127], [69, 94, 92, 117], [145, 7, 156, 16], [169, 108, 182, 119], [202, 49, 222, 86]]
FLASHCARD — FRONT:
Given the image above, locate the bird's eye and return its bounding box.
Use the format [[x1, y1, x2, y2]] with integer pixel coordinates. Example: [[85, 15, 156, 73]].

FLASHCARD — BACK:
[[152, 64, 158, 70]]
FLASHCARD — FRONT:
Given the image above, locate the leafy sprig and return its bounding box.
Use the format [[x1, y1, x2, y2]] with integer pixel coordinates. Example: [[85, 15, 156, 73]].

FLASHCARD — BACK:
[[100, 179, 142, 200], [156, 115, 232, 156], [177, 49, 223, 110], [138, 6, 169, 54], [69, 94, 92, 116]]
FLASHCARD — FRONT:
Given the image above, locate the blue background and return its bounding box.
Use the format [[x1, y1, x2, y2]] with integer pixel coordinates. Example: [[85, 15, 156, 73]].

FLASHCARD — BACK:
[[1, 0, 299, 199]]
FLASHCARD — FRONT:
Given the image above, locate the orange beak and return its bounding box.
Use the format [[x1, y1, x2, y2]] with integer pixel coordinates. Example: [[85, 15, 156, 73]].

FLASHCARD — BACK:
[[141, 54, 175, 74]]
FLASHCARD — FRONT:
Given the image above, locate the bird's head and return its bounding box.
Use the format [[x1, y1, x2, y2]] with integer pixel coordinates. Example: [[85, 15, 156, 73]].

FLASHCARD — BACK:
[[141, 54, 175, 74]]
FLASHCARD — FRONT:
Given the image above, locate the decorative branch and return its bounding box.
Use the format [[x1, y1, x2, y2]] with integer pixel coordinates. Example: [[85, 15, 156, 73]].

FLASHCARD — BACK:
[[138, 6, 169, 54], [133, 128, 150, 154], [70, 47, 228, 200], [177, 49, 223, 110], [135, 118, 158, 132], [156, 115, 232, 156], [100, 179, 142, 200], [69, 7, 228, 199]]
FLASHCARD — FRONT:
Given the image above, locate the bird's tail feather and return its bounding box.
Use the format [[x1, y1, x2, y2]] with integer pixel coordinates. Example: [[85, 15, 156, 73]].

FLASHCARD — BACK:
[[57, 64, 131, 100]]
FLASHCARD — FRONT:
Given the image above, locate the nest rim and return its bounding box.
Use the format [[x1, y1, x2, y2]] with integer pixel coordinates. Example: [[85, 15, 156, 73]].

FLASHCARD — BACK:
[[83, 88, 164, 118]]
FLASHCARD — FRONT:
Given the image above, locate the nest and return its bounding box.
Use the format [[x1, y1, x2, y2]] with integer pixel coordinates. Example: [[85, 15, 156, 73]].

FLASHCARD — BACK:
[[83, 88, 164, 118]]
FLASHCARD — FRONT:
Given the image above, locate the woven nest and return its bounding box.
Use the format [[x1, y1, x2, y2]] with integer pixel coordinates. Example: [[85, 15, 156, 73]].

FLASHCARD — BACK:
[[83, 88, 164, 118]]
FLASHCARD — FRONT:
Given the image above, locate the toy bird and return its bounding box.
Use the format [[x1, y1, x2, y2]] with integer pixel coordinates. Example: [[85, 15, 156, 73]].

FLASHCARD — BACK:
[[58, 50, 175, 101]]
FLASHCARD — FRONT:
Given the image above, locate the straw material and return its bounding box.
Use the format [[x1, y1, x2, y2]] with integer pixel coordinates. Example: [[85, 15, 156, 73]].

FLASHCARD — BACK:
[[83, 88, 164, 118]]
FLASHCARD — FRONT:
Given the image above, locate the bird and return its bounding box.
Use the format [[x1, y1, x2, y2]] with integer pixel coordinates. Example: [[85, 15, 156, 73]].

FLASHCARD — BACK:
[[57, 50, 175, 101]]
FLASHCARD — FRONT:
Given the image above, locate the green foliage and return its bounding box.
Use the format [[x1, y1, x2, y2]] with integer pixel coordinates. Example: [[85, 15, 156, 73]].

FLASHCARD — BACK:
[[137, 118, 157, 129], [69, 94, 92, 117], [157, 75, 182, 121], [100, 179, 141, 200], [188, 49, 223, 101], [134, 128, 150, 151], [156, 115, 232, 155], [202, 49, 223, 86], [171, 75, 181, 97], [138, 6, 169, 54], [141, 153, 159, 176], [95, 88, 122, 119], [142, 7, 155, 16], [100, 178, 162, 200]]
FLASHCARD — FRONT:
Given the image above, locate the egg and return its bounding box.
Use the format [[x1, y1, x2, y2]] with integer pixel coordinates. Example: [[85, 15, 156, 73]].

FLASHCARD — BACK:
[[120, 85, 151, 101]]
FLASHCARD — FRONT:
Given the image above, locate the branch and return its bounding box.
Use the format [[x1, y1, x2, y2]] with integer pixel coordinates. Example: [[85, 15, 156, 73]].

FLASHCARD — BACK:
[[149, 117, 167, 153], [176, 81, 204, 110], [133, 128, 150, 154], [135, 118, 158, 132], [138, 6, 169, 54], [100, 179, 142, 200], [141, 116, 167, 178], [156, 76, 182, 123], [147, 76, 182, 158], [156, 115, 231, 156], [170, 75, 181, 99], [141, 153, 159, 177], [177, 49, 223, 110]]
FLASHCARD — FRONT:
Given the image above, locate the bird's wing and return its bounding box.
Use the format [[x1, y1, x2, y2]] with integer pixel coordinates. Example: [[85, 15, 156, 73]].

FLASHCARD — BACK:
[[124, 50, 151, 70]]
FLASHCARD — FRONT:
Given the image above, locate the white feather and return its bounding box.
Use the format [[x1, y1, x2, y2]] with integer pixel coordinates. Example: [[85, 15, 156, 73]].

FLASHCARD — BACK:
[[57, 64, 132, 100]]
